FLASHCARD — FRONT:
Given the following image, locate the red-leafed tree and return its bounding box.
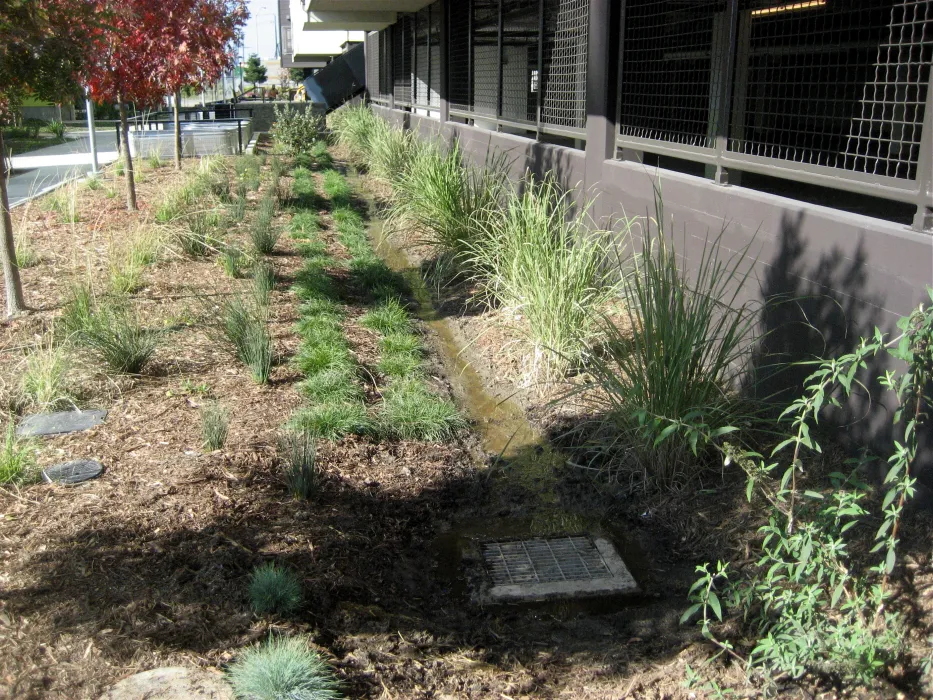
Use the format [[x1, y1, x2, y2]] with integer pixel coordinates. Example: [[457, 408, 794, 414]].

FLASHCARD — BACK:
[[83, 0, 172, 212], [0, 0, 100, 316], [156, 0, 248, 170]]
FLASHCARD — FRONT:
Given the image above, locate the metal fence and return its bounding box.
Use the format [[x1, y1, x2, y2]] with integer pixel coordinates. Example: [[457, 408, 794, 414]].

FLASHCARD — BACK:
[[617, 0, 933, 204]]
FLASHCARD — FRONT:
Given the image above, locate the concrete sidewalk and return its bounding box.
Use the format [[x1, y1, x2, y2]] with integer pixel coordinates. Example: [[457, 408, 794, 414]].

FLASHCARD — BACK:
[[6, 130, 119, 208]]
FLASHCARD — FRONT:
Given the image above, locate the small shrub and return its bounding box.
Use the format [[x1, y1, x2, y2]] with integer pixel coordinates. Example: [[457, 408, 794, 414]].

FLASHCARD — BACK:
[[201, 401, 230, 451], [208, 173, 232, 202], [0, 422, 37, 485], [360, 298, 410, 335], [249, 563, 303, 616], [289, 402, 370, 440], [321, 170, 351, 207], [279, 429, 318, 499], [378, 379, 464, 441], [270, 103, 324, 157], [79, 304, 160, 374], [47, 120, 65, 139], [226, 635, 341, 700]]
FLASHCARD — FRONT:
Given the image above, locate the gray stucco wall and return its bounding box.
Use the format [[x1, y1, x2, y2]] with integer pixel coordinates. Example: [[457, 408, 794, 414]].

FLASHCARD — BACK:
[[373, 104, 933, 478]]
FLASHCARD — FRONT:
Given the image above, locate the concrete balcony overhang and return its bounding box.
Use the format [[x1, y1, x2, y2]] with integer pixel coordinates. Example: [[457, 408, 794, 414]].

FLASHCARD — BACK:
[[303, 11, 397, 30], [307, 0, 433, 11]]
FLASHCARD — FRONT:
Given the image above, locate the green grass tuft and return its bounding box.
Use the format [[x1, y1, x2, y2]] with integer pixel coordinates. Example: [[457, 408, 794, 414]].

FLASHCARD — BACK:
[[79, 303, 160, 374], [290, 211, 320, 239], [249, 563, 303, 617], [201, 401, 230, 452], [321, 170, 351, 207], [0, 422, 37, 485], [279, 429, 318, 499], [298, 367, 362, 404], [360, 298, 410, 335], [378, 380, 464, 442], [288, 402, 370, 440], [226, 635, 341, 700], [218, 295, 272, 384]]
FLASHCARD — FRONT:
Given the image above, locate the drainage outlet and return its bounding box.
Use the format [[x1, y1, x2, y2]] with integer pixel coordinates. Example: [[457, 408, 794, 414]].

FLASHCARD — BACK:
[[476, 535, 639, 604]]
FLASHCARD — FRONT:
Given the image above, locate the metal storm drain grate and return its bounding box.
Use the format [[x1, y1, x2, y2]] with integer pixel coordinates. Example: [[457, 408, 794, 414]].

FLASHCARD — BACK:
[[478, 536, 639, 603]]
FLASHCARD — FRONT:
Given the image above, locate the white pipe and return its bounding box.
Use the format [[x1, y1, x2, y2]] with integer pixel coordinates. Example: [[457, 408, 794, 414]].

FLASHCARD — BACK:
[[85, 89, 98, 175]]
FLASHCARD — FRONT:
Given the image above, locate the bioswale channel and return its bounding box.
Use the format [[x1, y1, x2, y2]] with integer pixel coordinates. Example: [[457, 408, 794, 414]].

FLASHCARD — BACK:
[[348, 172, 651, 610]]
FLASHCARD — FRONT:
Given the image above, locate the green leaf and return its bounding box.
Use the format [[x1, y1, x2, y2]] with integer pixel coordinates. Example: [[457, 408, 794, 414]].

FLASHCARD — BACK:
[[708, 590, 723, 621], [680, 603, 702, 625], [803, 490, 824, 500], [885, 547, 896, 574], [831, 582, 845, 607], [653, 423, 679, 447], [746, 477, 755, 502]]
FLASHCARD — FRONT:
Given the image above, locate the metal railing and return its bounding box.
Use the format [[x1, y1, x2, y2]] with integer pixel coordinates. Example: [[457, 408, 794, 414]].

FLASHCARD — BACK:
[[116, 112, 253, 155], [616, 0, 933, 224]]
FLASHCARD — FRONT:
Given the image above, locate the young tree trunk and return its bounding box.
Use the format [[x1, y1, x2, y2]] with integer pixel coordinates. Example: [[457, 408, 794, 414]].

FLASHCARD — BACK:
[[0, 131, 26, 317], [173, 89, 182, 171], [118, 99, 137, 211]]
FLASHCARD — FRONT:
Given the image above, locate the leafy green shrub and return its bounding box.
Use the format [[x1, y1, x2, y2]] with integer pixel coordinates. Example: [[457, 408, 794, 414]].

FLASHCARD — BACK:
[[46, 120, 65, 139], [217, 294, 272, 384], [271, 103, 324, 157], [226, 635, 341, 700], [583, 219, 761, 490], [279, 429, 318, 499], [684, 292, 933, 688], [79, 303, 160, 374], [378, 379, 464, 441], [0, 423, 37, 485], [289, 402, 370, 440], [249, 563, 303, 616], [470, 175, 617, 382], [201, 401, 230, 451], [360, 298, 410, 335]]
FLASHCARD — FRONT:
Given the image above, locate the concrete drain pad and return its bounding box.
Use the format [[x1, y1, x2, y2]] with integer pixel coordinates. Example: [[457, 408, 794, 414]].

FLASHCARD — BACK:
[[478, 535, 639, 603], [98, 667, 232, 700], [16, 409, 107, 437], [42, 459, 103, 485]]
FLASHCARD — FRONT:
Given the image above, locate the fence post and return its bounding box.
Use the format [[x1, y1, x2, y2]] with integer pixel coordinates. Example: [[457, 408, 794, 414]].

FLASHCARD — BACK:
[[535, 0, 544, 139], [709, 0, 739, 185], [237, 120, 243, 154], [583, 0, 619, 195], [439, 0, 449, 123], [913, 72, 933, 232], [388, 24, 396, 110]]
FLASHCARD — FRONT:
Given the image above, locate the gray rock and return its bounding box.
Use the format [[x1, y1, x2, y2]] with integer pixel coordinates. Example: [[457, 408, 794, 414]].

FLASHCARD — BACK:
[[42, 459, 103, 485], [97, 667, 232, 700], [16, 409, 107, 437]]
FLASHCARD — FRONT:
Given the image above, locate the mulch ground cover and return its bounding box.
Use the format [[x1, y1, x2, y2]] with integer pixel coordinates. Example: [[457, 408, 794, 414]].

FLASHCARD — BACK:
[[0, 152, 930, 700]]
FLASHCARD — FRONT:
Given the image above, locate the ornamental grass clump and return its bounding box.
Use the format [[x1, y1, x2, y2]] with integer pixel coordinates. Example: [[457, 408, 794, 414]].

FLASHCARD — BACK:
[[580, 201, 763, 491], [378, 379, 464, 442], [470, 175, 618, 382], [389, 141, 507, 273], [79, 302, 160, 375], [321, 170, 351, 208], [249, 563, 303, 616], [201, 401, 230, 452], [0, 422, 37, 485], [226, 635, 341, 700], [18, 336, 75, 413], [216, 294, 272, 384], [279, 429, 318, 499], [360, 297, 410, 335], [251, 196, 280, 255]]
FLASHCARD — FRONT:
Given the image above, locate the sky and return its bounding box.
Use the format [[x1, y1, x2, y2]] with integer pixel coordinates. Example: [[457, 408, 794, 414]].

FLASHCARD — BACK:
[[241, 0, 280, 61]]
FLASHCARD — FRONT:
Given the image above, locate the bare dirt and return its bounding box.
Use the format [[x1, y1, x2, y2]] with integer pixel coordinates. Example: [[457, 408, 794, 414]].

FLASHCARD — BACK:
[[0, 154, 929, 700]]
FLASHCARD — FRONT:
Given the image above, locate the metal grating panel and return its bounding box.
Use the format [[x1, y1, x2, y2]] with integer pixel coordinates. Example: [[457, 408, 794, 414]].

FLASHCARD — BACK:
[[619, 1, 724, 148], [483, 536, 613, 585], [429, 1, 442, 108], [500, 0, 539, 123], [541, 0, 589, 130], [380, 28, 392, 99], [448, 0, 472, 111], [393, 14, 413, 105], [729, 0, 933, 179], [472, 0, 500, 116], [365, 32, 379, 97], [414, 6, 430, 105]]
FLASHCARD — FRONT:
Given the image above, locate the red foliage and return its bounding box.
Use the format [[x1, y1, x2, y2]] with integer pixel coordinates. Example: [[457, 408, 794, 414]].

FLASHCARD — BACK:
[[83, 0, 247, 106]]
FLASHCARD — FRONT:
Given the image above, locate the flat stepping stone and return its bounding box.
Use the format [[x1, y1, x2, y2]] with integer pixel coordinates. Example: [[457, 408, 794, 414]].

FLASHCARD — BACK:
[[16, 409, 107, 437], [98, 667, 232, 700], [42, 459, 103, 485]]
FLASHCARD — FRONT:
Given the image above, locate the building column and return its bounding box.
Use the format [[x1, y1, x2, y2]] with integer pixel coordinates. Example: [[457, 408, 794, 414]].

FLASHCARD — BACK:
[[583, 0, 619, 195], [439, 0, 449, 123], [913, 70, 933, 232]]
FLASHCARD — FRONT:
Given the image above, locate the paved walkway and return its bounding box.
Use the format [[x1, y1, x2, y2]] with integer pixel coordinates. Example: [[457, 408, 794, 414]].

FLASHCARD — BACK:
[[7, 130, 120, 208]]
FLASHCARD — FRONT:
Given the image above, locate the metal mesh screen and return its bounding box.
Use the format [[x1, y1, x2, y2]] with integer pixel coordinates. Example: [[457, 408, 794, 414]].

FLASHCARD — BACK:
[[379, 28, 392, 98], [429, 1, 442, 108], [365, 32, 379, 99], [472, 0, 500, 116], [393, 14, 413, 105], [618, 1, 724, 147], [448, 0, 472, 111], [540, 0, 589, 130], [414, 7, 430, 105], [500, 0, 539, 123], [729, 0, 933, 179]]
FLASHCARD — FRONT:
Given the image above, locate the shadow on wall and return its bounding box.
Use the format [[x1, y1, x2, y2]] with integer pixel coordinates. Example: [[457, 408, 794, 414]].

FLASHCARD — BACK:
[[749, 209, 931, 481]]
